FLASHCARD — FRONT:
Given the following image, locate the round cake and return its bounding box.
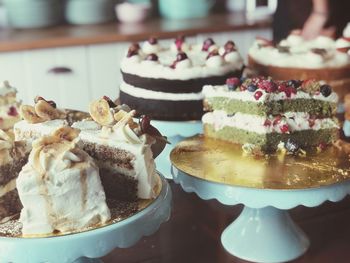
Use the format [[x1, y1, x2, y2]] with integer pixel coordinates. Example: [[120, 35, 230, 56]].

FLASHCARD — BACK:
[[248, 25, 350, 101], [119, 36, 244, 121]]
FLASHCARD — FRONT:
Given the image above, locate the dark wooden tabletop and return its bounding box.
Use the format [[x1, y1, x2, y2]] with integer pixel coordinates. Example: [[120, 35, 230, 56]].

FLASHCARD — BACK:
[[102, 181, 350, 263]]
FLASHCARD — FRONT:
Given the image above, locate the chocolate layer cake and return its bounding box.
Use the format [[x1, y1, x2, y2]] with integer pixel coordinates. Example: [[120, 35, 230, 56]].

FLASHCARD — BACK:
[[248, 29, 350, 101], [120, 36, 244, 120], [0, 130, 30, 223], [202, 77, 339, 153], [73, 97, 165, 201]]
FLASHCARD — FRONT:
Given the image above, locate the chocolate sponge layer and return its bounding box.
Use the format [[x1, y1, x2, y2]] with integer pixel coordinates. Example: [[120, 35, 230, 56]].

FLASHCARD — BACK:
[[120, 91, 204, 121], [121, 67, 244, 93]]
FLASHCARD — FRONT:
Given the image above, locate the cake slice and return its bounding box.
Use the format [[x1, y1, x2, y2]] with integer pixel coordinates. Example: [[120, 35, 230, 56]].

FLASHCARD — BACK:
[[202, 77, 339, 153], [0, 130, 30, 223], [16, 127, 111, 237], [14, 97, 68, 142], [72, 97, 166, 201], [0, 81, 21, 130]]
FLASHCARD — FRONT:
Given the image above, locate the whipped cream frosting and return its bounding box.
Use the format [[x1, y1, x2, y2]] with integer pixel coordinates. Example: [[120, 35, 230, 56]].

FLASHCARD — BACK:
[[202, 84, 338, 103], [14, 119, 68, 142], [17, 133, 110, 236], [73, 120, 157, 199], [249, 34, 350, 69], [203, 110, 338, 134], [121, 41, 244, 80], [120, 81, 204, 101]]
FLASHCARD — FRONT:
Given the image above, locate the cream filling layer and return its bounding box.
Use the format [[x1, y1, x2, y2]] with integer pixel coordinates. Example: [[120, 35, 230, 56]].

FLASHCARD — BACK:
[[202, 85, 338, 103], [120, 81, 204, 101], [202, 110, 338, 134]]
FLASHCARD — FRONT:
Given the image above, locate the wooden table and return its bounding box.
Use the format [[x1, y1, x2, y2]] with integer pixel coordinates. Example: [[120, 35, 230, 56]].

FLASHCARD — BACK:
[[102, 181, 350, 263]]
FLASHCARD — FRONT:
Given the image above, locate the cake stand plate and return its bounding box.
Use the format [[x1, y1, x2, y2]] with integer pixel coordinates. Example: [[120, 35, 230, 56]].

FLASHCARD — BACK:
[[170, 135, 350, 263], [0, 175, 171, 263], [153, 120, 202, 179]]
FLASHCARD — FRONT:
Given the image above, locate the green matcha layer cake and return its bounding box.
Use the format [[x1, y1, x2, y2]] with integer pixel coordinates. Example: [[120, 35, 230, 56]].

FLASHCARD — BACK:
[[202, 77, 339, 153]]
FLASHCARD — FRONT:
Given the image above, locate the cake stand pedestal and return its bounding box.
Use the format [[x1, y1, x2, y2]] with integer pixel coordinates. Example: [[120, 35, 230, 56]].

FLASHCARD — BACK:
[[0, 175, 171, 263], [153, 120, 202, 179], [170, 135, 350, 263]]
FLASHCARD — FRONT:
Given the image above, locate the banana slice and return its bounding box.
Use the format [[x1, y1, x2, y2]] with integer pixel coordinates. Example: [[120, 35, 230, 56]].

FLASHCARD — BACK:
[[35, 100, 60, 121], [19, 105, 44, 124], [89, 98, 114, 126], [52, 127, 80, 142]]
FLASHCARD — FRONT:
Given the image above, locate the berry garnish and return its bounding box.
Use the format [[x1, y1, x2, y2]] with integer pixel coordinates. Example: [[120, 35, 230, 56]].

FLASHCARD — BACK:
[[320, 84, 332, 97], [286, 80, 302, 89], [127, 43, 140, 57], [148, 37, 158, 45], [263, 119, 272, 126], [202, 38, 215, 51], [139, 115, 151, 134], [226, 77, 240, 91], [273, 115, 282, 125], [129, 43, 140, 52], [247, 84, 258, 92], [206, 49, 219, 59], [7, 106, 18, 117], [176, 52, 188, 61], [254, 90, 263, 100], [224, 40, 236, 51], [103, 96, 117, 108], [175, 35, 185, 51], [280, 124, 289, 133], [258, 80, 277, 93], [336, 47, 350, 53], [285, 139, 300, 153], [145, 53, 158, 61]]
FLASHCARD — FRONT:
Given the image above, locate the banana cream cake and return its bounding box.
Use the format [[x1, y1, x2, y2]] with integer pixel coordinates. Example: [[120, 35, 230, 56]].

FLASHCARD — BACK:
[[0, 130, 30, 223], [72, 97, 166, 201], [120, 36, 244, 120], [202, 77, 339, 154], [0, 81, 21, 131], [17, 127, 110, 237]]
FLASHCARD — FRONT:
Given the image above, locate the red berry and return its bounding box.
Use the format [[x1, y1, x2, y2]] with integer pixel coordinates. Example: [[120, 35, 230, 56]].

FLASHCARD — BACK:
[[7, 106, 18, 117], [176, 52, 188, 61], [280, 124, 289, 133], [226, 77, 240, 86], [263, 119, 272, 126], [146, 53, 158, 61], [148, 37, 158, 45], [273, 115, 282, 125], [254, 91, 263, 100], [202, 38, 215, 51], [139, 115, 151, 134], [175, 35, 185, 51]]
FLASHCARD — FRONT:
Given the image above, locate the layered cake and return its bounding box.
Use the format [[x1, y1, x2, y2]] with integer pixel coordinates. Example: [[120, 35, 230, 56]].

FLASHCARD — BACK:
[[0, 81, 21, 130], [17, 127, 111, 237], [248, 27, 350, 100], [0, 130, 30, 223], [72, 97, 165, 201], [14, 97, 68, 142], [120, 36, 244, 120], [202, 77, 339, 154]]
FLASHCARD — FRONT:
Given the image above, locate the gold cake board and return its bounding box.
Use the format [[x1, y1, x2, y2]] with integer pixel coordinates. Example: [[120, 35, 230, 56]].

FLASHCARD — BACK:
[[170, 135, 350, 190]]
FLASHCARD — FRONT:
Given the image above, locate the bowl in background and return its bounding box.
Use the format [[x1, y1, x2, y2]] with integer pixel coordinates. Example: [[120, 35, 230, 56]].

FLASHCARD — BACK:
[[115, 2, 151, 24]]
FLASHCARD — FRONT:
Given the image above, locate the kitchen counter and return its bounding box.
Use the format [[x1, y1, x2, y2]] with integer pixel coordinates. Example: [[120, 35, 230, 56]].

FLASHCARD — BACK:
[[0, 12, 271, 52]]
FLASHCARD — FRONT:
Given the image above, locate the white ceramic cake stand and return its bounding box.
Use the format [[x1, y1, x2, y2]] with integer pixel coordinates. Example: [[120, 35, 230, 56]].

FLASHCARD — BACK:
[[153, 120, 202, 179], [172, 166, 350, 263], [0, 175, 171, 263]]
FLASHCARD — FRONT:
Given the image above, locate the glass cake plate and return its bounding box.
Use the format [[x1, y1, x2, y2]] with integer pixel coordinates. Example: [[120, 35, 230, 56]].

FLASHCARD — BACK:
[[0, 173, 171, 263], [170, 135, 350, 263]]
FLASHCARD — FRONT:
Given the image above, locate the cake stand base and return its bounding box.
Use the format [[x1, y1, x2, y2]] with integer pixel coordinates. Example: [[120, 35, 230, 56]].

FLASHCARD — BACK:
[[221, 206, 309, 263], [73, 258, 103, 263]]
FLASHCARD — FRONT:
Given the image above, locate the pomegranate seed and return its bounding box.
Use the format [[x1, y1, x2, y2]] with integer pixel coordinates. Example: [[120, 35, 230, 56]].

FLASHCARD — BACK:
[[280, 124, 289, 133], [254, 91, 263, 100]]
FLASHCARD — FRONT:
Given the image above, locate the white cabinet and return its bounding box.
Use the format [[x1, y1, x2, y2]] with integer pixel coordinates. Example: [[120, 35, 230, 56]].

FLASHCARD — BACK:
[[0, 28, 272, 111]]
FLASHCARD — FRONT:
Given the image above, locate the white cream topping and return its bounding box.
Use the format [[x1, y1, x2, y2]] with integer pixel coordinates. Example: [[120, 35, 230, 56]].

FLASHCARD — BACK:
[[121, 42, 244, 80], [249, 34, 350, 68], [224, 51, 243, 64], [202, 110, 338, 134], [343, 22, 350, 38], [206, 55, 224, 67], [142, 41, 160, 54], [75, 120, 157, 199], [175, 58, 192, 69], [0, 81, 16, 96], [17, 137, 110, 236], [202, 84, 338, 103], [335, 38, 350, 49], [121, 81, 204, 101], [14, 119, 68, 141]]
